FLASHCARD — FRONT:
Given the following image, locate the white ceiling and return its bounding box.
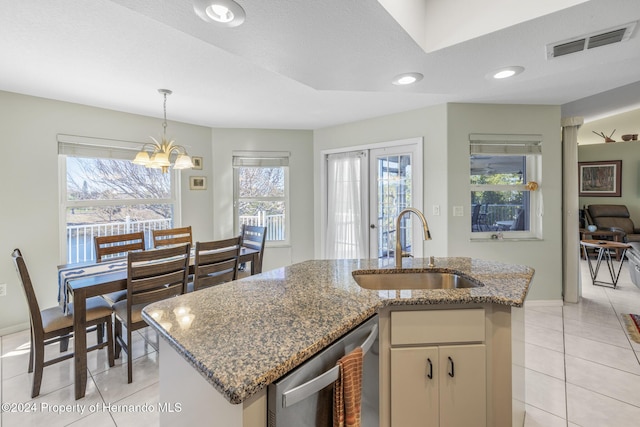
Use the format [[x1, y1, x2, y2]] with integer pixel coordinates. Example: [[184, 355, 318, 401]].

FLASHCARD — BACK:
[[1, 0, 640, 130]]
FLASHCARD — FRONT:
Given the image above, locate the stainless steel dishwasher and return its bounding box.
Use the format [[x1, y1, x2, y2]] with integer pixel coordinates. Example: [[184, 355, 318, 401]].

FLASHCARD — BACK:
[[267, 314, 379, 427]]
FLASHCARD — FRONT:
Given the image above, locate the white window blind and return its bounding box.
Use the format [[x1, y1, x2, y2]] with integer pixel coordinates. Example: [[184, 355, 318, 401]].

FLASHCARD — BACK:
[[57, 134, 141, 160], [232, 151, 290, 167], [469, 133, 542, 155]]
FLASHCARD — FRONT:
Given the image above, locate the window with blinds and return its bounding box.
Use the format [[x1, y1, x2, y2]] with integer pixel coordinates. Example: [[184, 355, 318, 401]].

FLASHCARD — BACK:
[[58, 134, 179, 263], [469, 134, 542, 239], [233, 151, 290, 244]]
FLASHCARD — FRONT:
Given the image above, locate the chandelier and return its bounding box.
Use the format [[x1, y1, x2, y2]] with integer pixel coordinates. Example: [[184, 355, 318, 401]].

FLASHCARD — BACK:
[[132, 89, 194, 173]]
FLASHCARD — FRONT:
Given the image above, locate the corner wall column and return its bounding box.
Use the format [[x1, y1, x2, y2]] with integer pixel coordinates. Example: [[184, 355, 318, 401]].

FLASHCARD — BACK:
[[562, 117, 584, 303]]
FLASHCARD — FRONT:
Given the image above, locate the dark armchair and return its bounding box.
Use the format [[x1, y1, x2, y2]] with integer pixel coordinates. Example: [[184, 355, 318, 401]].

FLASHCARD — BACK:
[[587, 204, 640, 242]]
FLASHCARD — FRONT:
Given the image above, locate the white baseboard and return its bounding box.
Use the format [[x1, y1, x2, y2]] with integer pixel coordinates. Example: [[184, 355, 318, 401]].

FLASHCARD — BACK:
[[524, 299, 564, 307], [0, 322, 29, 337]]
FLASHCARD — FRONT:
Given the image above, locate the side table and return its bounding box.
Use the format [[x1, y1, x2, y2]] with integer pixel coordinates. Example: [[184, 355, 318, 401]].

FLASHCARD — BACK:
[[579, 228, 626, 260], [580, 240, 631, 289]]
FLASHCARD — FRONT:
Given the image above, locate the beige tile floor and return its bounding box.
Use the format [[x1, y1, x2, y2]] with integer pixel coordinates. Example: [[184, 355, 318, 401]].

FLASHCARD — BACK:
[[524, 260, 640, 427], [2, 260, 640, 426]]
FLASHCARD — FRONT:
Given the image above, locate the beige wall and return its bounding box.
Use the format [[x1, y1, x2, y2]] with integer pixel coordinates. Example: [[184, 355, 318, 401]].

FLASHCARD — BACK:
[[315, 103, 563, 301], [0, 92, 317, 333], [0, 91, 215, 332], [314, 104, 449, 258], [446, 103, 563, 301], [210, 128, 315, 272], [0, 90, 564, 332], [578, 141, 640, 220]]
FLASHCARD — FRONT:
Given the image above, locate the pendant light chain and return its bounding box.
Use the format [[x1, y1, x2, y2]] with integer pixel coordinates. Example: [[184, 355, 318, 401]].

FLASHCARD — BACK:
[[162, 91, 168, 140]]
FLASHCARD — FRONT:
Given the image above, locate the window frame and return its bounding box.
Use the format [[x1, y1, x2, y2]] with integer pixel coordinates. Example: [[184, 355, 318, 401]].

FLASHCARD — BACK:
[[469, 134, 543, 241], [57, 134, 181, 264], [232, 151, 291, 247]]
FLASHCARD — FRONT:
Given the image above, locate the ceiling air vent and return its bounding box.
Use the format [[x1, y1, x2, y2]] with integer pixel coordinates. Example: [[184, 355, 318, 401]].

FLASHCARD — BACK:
[[587, 28, 627, 49], [546, 21, 637, 59]]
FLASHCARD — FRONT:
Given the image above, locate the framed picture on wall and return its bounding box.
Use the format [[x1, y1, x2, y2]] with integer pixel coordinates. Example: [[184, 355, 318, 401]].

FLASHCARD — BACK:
[[191, 156, 203, 170], [189, 176, 206, 190], [578, 160, 622, 197]]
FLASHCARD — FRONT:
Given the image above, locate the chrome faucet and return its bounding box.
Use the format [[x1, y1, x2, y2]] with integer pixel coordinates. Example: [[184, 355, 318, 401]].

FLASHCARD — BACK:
[[395, 207, 432, 268]]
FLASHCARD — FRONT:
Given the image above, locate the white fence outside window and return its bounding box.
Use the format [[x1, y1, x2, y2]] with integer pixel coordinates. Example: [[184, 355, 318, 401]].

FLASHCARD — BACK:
[[66, 217, 171, 264]]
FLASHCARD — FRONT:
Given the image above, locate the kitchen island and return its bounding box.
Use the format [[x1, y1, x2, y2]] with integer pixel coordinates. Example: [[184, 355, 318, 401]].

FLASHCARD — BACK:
[[142, 257, 533, 426]]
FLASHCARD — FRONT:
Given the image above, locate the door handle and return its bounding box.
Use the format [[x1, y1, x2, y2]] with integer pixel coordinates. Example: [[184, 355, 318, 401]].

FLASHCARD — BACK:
[[280, 324, 378, 408], [426, 358, 433, 379], [448, 356, 455, 377], [370, 224, 376, 229]]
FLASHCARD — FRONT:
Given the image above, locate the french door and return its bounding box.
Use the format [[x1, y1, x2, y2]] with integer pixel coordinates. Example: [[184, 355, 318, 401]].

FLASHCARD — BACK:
[[369, 144, 422, 260], [324, 139, 422, 260]]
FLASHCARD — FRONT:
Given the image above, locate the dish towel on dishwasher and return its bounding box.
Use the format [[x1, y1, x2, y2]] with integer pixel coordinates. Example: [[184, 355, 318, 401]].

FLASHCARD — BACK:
[[333, 346, 363, 427]]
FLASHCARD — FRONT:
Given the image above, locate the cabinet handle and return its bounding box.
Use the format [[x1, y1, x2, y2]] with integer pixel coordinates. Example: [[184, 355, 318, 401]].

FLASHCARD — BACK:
[[426, 358, 433, 379], [448, 356, 455, 378]]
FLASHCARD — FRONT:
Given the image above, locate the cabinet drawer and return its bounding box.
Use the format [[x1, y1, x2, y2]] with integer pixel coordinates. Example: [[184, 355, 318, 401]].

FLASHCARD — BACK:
[[391, 309, 485, 345]]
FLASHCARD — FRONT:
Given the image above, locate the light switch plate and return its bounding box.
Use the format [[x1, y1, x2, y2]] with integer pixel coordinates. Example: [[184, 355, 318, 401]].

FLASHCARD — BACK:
[[453, 206, 464, 217], [433, 205, 440, 216], [0, 284, 6, 297]]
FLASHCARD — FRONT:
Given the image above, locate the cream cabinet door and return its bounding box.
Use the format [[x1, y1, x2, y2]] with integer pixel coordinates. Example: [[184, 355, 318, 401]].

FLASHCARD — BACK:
[[390, 344, 486, 427], [390, 346, 439, 427], [439, 344, 486, 427]]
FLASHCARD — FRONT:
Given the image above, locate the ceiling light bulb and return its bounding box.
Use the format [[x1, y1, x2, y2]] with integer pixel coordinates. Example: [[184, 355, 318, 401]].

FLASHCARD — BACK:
[[490, 66, 525, 80], [494, 70, 516, 79], [207, 4, 233, 22], [392, 72, 424, 86], [194, 0, 246, 27], [398, 76, 417, 84]]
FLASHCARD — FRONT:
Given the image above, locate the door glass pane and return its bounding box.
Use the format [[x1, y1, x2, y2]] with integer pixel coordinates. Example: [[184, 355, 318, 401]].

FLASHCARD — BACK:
[[376, 154, 412, 259]]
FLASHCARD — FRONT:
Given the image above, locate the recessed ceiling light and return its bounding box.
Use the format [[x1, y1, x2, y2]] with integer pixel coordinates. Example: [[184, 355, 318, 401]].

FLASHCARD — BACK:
[[392, 72, 424, 86], [490, 66, 525, 79], [194, 0, 246, 27]]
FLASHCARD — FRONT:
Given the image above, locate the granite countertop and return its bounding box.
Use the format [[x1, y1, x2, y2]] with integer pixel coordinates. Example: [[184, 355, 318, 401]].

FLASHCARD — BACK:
[[141, 257, 533, 405]]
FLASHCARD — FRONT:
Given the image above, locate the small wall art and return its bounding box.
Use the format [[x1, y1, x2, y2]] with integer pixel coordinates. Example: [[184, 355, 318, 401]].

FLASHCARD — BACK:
[[189, 176, 206, 190], [191, 156, 203, 170], [578, 160, 622, 197]]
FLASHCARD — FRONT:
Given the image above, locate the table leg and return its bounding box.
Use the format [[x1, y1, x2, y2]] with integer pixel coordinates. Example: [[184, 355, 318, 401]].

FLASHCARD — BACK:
[[73, 288, 88, 400], [605, 248, 628, 288], [586, 247, 628, 289]]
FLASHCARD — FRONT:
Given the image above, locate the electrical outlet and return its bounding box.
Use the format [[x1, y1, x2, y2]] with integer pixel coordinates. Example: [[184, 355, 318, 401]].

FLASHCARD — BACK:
[[0, 284, 6, 297], [433, 205, 440, 216]]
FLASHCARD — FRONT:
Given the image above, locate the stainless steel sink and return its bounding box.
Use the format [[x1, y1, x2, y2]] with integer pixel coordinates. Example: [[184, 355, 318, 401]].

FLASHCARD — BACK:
[[352, 269, 483, 290]]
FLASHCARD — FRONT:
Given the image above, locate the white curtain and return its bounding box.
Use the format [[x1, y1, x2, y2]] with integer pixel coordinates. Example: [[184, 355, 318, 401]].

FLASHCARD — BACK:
[[325, 151, 367, 259], [562, 117, 583, 303]]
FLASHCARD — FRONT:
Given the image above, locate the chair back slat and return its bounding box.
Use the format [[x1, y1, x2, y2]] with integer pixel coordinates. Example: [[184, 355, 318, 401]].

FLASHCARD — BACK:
[[131, 257, 190, 279], [11, 249, 43, 330], [240, 225, 267, 273], [192, 237, 241, 292], [152, 226, 192, 248], [127, 244, 190, 306], [95, 232, 145, 262], [131, 282, 185, 306]]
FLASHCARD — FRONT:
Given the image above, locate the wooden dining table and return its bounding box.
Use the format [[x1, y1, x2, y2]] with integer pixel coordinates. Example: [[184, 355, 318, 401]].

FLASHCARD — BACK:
[[61, 246, 260, 400]]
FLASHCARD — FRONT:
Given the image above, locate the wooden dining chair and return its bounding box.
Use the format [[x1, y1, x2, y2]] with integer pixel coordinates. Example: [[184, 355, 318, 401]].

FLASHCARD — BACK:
[[114, 244, 190, 383], [240, 224, 267, 274], [188, 237, 242, 293], [152, 226, 192, 249], [94, 231, 146, 262], [11, 249, 115, 398], [95, 231, 146, 306]]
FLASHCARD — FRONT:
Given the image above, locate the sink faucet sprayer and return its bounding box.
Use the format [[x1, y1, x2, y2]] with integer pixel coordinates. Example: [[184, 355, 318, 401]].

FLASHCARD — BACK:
[[395, 207, 432, 269]]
